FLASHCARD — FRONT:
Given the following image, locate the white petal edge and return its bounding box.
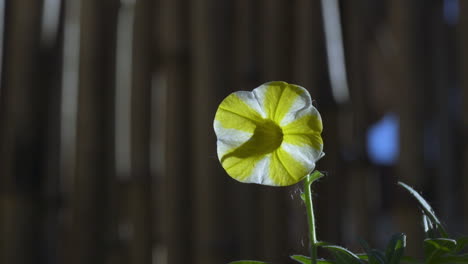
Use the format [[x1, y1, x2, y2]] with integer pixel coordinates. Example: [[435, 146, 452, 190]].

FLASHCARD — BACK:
[[214, 120, 253, 159], [242, 154, 276, 185], [280, 142, 323, 172], [279, 89, 316, 127], [232, 90, 266, 118], [251, 83, 268, 115]]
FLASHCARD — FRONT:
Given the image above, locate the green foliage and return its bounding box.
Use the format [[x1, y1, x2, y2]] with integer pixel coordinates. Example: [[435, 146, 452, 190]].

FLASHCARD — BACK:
[[398, 182, 468, 264], [228, 261, 270, 264], [290, 233, 413, 264], [455, 237, 468, 253], [321, 245, 363, 264], [385, 233, 406, 264], [397, 182, 448, 238], [422, 238, 468, 263], [290, 255, 334, 264], [355, 233, 407, 264], [227, 181, 468, 264]]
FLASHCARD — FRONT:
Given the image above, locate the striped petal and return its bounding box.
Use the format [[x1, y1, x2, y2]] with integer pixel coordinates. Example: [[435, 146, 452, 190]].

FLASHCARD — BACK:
[[253, 81, 310, 124], [214, 81, 324, 186]]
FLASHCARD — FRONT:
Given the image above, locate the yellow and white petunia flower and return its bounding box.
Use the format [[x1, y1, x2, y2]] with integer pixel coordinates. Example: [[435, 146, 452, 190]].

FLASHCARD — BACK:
[[214, 81, 324, 186]]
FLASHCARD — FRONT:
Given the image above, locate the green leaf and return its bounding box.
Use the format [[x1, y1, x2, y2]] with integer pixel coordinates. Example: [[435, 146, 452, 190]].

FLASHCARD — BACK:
[[290, 255, 334, 264], [455, 237, 468, 253], [291, 255, 311, 264], [367, 249, 386, 264], [425, 238, 457, 252], [424, 238, 457, 263], [386, 233, 406, 264], [357, 238, 385, 264], [356, 254, 369, 261], [400, 256, 422, 264], [321, 245, 363, 264], [436, 253, 468, 263], [423, 214, 438, 238], [317, 241, 332, 246], [228, 261, 269, 264], [398, 182, 448, 238]]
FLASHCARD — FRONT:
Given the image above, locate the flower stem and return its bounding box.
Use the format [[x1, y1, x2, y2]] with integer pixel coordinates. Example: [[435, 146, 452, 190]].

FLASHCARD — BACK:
[[304, 172, 319, 264]]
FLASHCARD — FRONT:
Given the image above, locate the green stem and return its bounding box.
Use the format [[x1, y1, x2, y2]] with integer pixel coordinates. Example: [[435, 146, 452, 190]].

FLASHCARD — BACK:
[[304, 173, 318, 264]]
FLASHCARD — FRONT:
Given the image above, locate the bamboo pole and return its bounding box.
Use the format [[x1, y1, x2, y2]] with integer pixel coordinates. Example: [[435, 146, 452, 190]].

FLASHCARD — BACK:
[[69, 0, 118, 263], [458, 0, 468, 233], [389, 0, 425, 188], [159, 0, 192, 263], [128, 0, 154, 263], [38, 1, 65, 262], [0, 1, 44, 263], [429, 1, 460, 231], [191, 1, 235, 263], [338, 0, 372, 247]]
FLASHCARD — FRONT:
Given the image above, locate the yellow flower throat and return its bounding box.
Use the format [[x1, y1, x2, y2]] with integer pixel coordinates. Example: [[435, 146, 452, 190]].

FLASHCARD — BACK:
[[221, 119, 283, 163], [252, 119, 283, 155]]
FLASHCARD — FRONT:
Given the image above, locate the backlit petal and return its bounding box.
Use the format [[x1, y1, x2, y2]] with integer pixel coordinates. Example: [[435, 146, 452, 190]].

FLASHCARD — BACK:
[[253, 82, 307, 123], [214, 81, 324, 186]]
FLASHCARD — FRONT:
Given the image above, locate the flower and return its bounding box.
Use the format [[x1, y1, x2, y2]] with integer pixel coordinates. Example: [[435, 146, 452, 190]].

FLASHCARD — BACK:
[[214, 81, 324, 186]]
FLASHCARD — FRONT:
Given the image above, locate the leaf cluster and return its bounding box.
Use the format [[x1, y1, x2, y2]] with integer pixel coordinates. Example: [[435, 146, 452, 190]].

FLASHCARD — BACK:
[[289, 233, 408, 264], [398, 182, 468, 264], [228, 182, 468, 264]]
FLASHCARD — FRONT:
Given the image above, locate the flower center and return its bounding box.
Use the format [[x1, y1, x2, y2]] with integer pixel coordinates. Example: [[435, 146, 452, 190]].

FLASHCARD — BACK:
[[252, 119, 283, 154], [221, 119, 283, 162]]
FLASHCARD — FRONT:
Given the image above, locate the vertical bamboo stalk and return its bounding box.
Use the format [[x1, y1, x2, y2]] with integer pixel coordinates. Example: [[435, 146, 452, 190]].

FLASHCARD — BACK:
[[458, 1, 468, 232], [159, 0, 192, 263], [430, 1, 460, 230], [129, 0, 154, 263], [150, 0, 167, 257], [70, 0, 118, 263], [0, 1, 44, 263], [389, 1, 425, 187], [339, 0, 371, 247], [39, 1, 65, 262], [292, 0, 322, 95], [59, 0, 80, 262], [191, 1, 234, 263]]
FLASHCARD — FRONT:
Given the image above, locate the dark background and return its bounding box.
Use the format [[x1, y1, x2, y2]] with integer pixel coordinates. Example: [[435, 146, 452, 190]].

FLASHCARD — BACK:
[[0, 0, 467, 263]]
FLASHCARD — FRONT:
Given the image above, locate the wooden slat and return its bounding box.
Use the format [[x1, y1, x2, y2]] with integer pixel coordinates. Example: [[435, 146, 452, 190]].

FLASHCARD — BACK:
[[128, 0, 154, 263], [292, 0, 322, 96], [191, 1, 235, 263], [0, 1, 44, 263], [158, 0, 192, 263], [69, 0, 118, 263], [389, 1, 425, 187], [339, 0, 371, 247], [458, 0, 468, 232], [39, 1, 65, 262], [429, 1, 460, 231]]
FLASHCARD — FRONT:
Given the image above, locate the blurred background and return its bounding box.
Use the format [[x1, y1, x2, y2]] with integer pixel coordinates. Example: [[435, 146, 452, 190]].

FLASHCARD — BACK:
[[0, 0, 467, 263]]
